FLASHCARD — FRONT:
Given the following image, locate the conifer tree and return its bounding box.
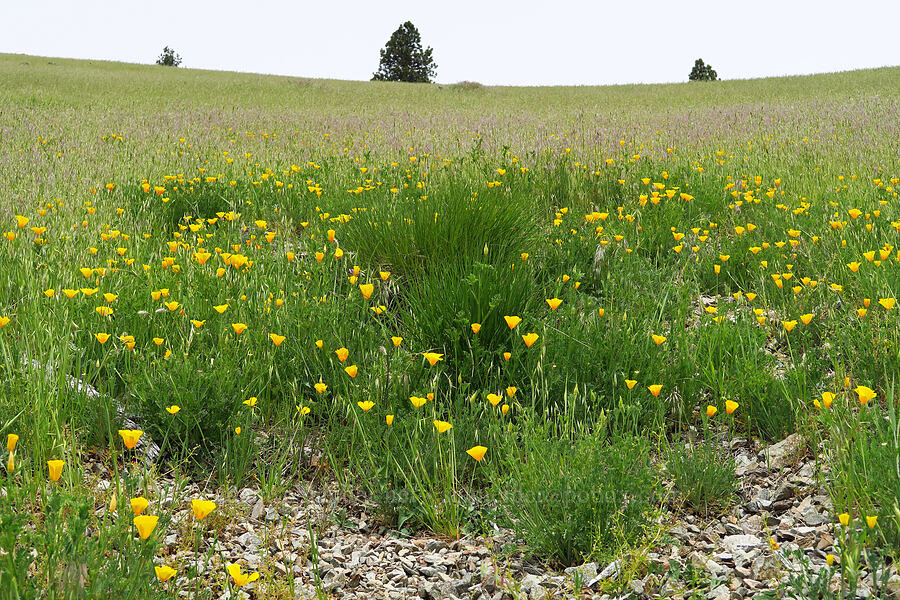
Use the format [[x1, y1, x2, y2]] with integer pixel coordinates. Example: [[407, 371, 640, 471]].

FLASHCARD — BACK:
[[372, 22, 437, 83]]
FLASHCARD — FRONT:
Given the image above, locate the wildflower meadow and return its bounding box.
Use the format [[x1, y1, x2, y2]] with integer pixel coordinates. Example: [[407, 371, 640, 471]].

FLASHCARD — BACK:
[[2, 54, 900, 599]]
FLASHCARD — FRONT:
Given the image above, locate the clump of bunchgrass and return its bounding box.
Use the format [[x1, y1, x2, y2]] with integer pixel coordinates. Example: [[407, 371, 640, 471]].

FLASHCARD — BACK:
[[666, 439, 737, 517]]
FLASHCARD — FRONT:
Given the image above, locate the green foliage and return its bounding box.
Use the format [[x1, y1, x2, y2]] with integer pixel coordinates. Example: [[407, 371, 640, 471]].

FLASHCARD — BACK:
[[341, 181, 541, 362], [372, 22, 436, 83], [666, 440, 737, 516], [759, 546, 893, 600], [495, 421, 656, 566], [820, 387, 900, 553], [0, 484, 169, 599], [156, 46, 182, 67], [689, 58, 717, 81]]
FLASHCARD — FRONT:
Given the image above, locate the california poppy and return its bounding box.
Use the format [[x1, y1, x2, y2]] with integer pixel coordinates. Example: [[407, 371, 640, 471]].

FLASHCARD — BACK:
[[855, 385, 876, 404], [47, 460, 64, 482], [504, 315, 521, 329], [466, 446, 487, 461], [227, 564, 260, 587], [191, 499, 216, 520], [130, 497, 149, 516], [433, 420, 452, 433], [422, 352, 443, 366], [118, 430, 143, 449], [134, 515, 159, 540]]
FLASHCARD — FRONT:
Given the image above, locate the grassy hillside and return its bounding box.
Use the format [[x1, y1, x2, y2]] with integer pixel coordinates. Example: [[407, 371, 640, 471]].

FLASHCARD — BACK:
[[2, 53, 898, 208], [2, 54, 900, 597]]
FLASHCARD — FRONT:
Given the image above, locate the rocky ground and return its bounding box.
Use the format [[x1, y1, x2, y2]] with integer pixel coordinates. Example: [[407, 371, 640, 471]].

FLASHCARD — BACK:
[[86, 433, 899, 600]]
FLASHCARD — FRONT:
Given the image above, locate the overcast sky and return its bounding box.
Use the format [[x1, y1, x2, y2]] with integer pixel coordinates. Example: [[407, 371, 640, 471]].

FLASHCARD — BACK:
[[4, 0, 899, 86]]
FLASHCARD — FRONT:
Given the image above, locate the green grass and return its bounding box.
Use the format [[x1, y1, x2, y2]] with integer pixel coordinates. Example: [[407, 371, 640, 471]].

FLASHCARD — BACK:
[[2, 53, 900, 592]]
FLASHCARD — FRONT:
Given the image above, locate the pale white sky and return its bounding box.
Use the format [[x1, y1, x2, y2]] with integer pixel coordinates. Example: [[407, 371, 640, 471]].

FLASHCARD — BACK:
[[4, 0, 899, 86]]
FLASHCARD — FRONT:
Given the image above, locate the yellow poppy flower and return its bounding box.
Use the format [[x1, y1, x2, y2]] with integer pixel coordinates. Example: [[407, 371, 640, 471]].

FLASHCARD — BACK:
[[344, 365, 358, 378], [335, 347, 349, 362], [47, 459, 64, 482], [504, 315, 521, 329], [226, 564, 260, 587], [386, 414, 394, 425], [155, 566, 177, 582], [118, 429, 143, 449], [546, 298, 562, 310], [191, 499, 216, 520], [878, 298, 896, 310], [357, 400, 375, 411], [466, 446, 487, 461], [652, 334, 666, 345], [314, 382, 327, 394], [133, 515, 159, 540], [269, 333, 286, 346], [647, 385, 662, 396], [430, 420, 451, 434], [7, 434, 18, 452], [359, 283, 374, 299], [130, 497, 150, 516], [243, 397, 257, 407], [707, 405, 717, 417], [855, 385, 876, 404], [232, 323, 248, 335], [725, 400, 739, 414], [422, 352, 443, 366], [521, 333, 539, 347], [410, 396, 427, 408], [471, 323, 481, 333], [297, 406, 311, 415]]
